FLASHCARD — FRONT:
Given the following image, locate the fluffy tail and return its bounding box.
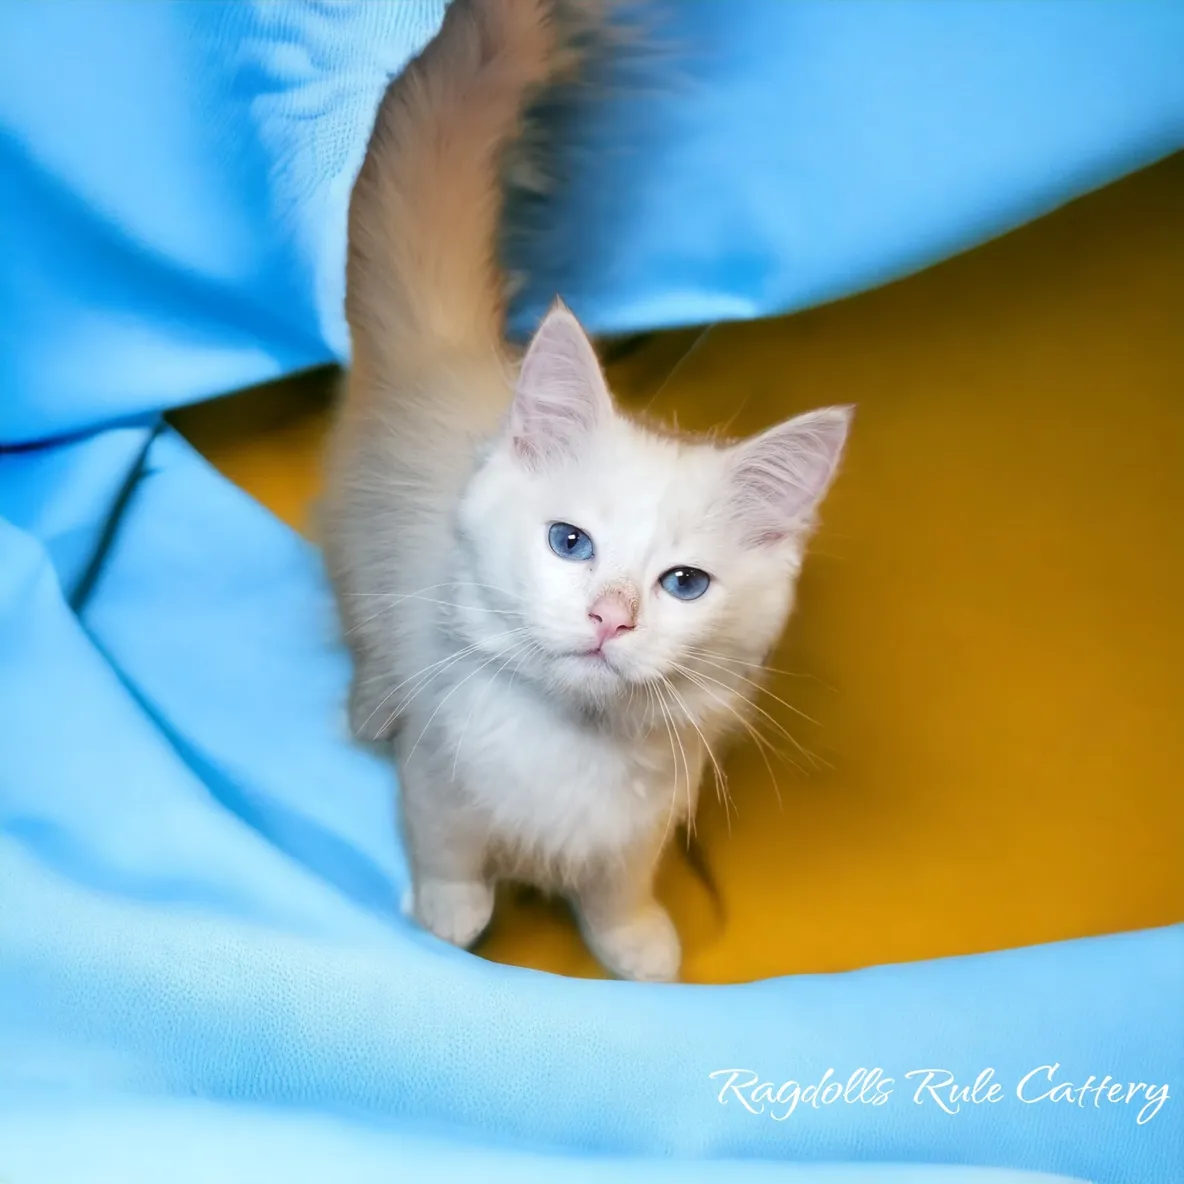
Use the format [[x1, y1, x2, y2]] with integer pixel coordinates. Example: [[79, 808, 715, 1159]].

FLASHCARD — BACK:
[[345, 0, 613, 385], [324, 0, 620, 733]]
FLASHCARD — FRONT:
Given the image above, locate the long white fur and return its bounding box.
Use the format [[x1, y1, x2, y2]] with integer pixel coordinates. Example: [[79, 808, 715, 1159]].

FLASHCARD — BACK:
[[323, 0, 851, 981]]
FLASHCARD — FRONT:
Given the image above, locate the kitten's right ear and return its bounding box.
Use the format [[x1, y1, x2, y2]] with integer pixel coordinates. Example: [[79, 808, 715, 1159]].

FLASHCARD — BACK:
[[509, 301, 613, 469]]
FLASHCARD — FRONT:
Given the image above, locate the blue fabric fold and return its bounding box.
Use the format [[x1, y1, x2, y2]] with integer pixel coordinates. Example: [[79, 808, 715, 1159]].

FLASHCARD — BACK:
[[3, 1, 1183, 1178], [0, 426, 155, 600], [2, 1, 1181, 443], [0, 1099, 1094, 1184], [2, 431, 1180, 1182]]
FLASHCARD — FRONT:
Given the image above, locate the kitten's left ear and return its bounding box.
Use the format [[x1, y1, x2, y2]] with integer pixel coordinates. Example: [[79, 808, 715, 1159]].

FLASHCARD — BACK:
[[509, 301, 614, 470], [727, 405, 853, 546]]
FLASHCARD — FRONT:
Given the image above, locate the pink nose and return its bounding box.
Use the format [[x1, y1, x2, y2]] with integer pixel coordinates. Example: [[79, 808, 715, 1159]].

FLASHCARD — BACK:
[[588, 592, 636, 647]]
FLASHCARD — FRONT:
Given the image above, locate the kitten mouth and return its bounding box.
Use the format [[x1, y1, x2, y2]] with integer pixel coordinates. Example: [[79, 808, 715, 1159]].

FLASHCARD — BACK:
[[553, 647, 643, 691], [570, 647, 620, 674], [551, 644, 626, 680]]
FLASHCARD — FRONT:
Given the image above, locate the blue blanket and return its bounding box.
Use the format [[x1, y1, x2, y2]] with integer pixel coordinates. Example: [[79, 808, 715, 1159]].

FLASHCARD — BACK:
[[2, 2, 1182, 1180], [3, 0, 1182, 444]]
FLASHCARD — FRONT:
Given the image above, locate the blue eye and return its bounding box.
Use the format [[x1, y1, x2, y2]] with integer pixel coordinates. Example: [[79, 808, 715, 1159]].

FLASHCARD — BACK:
[[548, 522, 594, 561], [660, 567, 711, 601]]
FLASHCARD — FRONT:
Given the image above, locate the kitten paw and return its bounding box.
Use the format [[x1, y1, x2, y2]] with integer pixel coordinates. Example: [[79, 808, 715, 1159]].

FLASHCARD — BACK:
[[582, 904, 681, 983], [415, 879, 494, 949]]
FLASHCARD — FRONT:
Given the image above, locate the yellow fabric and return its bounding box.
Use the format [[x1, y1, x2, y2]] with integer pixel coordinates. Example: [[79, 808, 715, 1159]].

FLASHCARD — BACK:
[[173, 153, 1184, 984]]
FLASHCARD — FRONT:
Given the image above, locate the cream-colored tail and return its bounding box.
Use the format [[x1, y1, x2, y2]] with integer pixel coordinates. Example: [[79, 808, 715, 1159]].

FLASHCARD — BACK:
[[324, 0, 617, 734], [346, 0, 607, 385]]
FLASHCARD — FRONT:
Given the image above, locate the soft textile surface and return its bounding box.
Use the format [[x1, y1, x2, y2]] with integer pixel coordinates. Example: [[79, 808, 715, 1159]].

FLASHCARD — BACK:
[[5, 159, 1184, 1182], [3, 1, 1184, 1180], [0, 1105, 1093, 1184], [2, 0, 1183, 443], [4, 428, 1179, 1182]]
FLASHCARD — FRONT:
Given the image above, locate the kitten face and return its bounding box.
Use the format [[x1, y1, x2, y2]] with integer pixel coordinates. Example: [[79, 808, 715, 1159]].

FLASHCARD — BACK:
[[452, 303, 851, 710], [459, 420, 798, 700]]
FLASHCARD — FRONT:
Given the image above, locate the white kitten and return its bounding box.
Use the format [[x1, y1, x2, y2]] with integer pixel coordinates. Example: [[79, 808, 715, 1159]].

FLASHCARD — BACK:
[[324, 0, 850, 981]]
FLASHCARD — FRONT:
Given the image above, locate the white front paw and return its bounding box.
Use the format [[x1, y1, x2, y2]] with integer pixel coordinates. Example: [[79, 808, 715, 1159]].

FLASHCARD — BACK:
[[415, 879, 494, 948], [583, 904, 681, 983]]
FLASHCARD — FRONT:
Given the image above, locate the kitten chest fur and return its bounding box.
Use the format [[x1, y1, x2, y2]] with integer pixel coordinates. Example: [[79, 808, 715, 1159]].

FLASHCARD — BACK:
[[325, 0, 852, 979], [398, 644, 704, 886]]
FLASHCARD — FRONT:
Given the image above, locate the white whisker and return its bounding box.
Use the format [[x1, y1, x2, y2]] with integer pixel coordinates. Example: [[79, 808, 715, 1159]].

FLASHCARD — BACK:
[[672, 662, 789, 808], [651, 680, 686, 851], [405, 638, 530, 768], [684, 646, 817, 682], [384, 630, 528, 737], [361, 626, 526, 738], [661, 674, 730, 832], [672, 660, 825, 772], [685, 653, 822, 727], [641, 322, 717, 413], [343, 580, 523, 601]]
